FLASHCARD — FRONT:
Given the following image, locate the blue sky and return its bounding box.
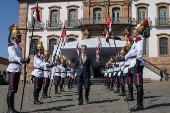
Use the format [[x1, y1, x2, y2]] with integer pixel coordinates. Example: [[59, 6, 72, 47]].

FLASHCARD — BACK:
[[0, 1, 19, 58]]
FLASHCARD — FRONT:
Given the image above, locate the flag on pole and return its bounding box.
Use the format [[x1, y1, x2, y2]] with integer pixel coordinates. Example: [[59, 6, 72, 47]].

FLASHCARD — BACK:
[[61, 26, 67, 46], [97, 37, 102, 51], [103, 0, 108, 13], [96, 47, 100, 63], [104, 29, 109, 43], [76, 42, 80, 55], [106, 15, 112, 32], [33, 2, 41, 22]]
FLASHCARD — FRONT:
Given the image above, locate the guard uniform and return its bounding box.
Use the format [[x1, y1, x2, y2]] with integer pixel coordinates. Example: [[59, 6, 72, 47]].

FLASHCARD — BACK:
[[42, 59, 51, 98], [33, 53, 44, 104], [67, 67, 73, 90], [60, 63, 66, 92], [53, 62, 61, 94]]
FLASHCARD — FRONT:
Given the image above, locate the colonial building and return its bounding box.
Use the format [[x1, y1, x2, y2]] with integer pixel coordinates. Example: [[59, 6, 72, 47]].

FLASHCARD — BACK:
[[17, 0, 170, 80]]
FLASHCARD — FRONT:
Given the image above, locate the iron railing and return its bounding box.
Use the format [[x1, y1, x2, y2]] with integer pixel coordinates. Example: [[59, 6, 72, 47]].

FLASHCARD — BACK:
[[46, 20, 63, 28], [27, 21, 45, 28], [155, 18, 170, 26], [144, 59, 169, 80]]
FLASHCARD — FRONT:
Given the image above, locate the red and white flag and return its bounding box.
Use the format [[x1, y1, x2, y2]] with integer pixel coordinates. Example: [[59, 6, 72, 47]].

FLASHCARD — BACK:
[[76, 42, 80, 55], [33, 2, 41, 22], [96, 47, 100, 63], [97, 37, 102, 51], [104, 29, 109, 43], [61, 26, 67, 46], [106, 15, 112, 32]]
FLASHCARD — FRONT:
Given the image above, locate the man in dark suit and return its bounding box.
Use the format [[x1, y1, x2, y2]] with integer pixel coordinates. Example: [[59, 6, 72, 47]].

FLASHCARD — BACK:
[[72, 45, 94, 105]]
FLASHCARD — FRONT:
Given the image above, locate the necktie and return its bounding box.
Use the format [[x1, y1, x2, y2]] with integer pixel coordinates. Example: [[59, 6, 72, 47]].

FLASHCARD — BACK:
[[82, 54, 84, 63]]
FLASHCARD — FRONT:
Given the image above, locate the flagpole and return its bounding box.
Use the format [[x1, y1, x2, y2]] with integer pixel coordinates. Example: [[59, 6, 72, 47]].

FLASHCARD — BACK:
[[20, 1, 30, 112], [97, 36, 108, 64], [47, 25, 66, 97]]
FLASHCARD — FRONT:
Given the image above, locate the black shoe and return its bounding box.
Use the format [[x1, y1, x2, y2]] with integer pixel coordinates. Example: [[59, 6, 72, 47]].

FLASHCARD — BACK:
[[6, 109, 19, 113], [109, 88, 113, 91], [129, 104, 144, 111], [55, 91, 61, 94], [118, 92, 125, 96], [34, 100, 43, 105], [78, 101, 83, 105], [86, 99, 89, 104], [42, 94, 49, 98], [124, 97, 134, 101], [114, 89, 120, 93]]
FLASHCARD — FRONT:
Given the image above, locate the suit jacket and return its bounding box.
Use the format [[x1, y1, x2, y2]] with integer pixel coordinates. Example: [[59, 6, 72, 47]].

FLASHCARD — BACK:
[[72, 54, 94, 78]]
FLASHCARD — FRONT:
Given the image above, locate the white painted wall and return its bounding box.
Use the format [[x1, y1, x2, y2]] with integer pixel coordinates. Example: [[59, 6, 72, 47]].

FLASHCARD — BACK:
[[143, 67, 161, 80], [131, 0, 170, 57]]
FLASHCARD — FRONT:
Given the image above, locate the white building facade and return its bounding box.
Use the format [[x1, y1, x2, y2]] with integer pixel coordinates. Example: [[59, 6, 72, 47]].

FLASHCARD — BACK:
[[17, 0, 170, 78]]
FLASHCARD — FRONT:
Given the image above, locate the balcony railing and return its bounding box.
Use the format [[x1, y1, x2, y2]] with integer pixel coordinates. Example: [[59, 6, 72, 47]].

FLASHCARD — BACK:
[[136, 18, 152, 25], [155, 18, 170, 26], [77, 17, 136, 26], [28, 21, 45, 28], [46, 20, 63, 28], [65, 20, 80, 27]]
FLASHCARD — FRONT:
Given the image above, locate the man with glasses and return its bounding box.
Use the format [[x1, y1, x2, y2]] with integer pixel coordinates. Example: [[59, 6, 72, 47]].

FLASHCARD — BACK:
[[72, 45, 94, 105]]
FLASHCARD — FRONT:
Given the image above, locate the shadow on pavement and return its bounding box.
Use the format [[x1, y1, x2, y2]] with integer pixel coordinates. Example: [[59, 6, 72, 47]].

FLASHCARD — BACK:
[[144, 96, 161, 99], [31, 104, 75, 112], [145, 103, 170, 109], [46, 99, 73, 103], [89, 99, 120, 104]]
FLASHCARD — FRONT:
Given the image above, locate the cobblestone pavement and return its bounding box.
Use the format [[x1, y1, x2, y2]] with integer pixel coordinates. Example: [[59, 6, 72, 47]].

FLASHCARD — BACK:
[[0, 79, 170, 113]]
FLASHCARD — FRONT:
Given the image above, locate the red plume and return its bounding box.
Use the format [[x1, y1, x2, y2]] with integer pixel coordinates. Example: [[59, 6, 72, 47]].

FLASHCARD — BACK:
[[141, 19, 149, 26], [123, 46, 127, 50], [128, 37, 133, 42]]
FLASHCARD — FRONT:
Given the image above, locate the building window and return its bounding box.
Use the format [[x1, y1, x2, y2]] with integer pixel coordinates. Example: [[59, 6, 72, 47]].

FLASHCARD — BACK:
[[138, 7, 146, 22], [68, 38, 75, 42], [49, 39, 57, 54], [159, 37, 168, 55], [69, 9, 76, 27], [30, 39, 39, 55], [50, 10, 58, 27], [112, 8, 120, 24], [93, 8, 101, 21], [159, 7, 167, 25]]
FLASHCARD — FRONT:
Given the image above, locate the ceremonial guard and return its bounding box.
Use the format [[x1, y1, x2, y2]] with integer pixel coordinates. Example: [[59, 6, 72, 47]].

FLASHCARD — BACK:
[[60, 57, 67, 92], [107, 59, 114, 91], [124, 37, 135, 101], [67, 60, 73, 90], [6, 25, 30, 113], [42, 50, 51, 98], [114, 54, 121, 93], [120, 20, 150, 111], [32, 41, 48, 104], [52, 55, 61, 94], [119, 46, 128, 96]]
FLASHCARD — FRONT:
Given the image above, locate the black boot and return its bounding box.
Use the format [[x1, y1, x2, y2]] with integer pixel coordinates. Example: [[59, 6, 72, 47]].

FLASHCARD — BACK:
[[118, 84, 125, 96], [114, 83, 120, 93], [42, 87, 49, 98], [124, 84, 134, 101], [68, 82, 71, 90], [60, 84, 65, 92], [71, 82, 74, 88], [55, 85, 60, 94], [129, 86, 144, 111], [109, 83, 114, 91], [33, 90, 43, 105], [6, 91, 19, 113], [107, 82, 110, 89], [85, 89, 90, 103]]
